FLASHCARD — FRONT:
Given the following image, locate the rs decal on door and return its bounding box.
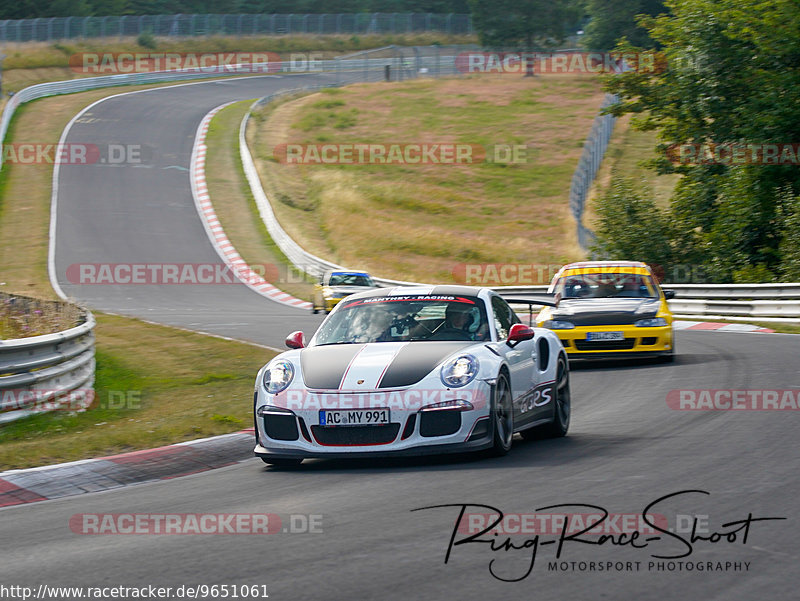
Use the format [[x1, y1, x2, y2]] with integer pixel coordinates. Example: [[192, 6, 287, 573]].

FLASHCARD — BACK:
[[519, 382, 554, 413]]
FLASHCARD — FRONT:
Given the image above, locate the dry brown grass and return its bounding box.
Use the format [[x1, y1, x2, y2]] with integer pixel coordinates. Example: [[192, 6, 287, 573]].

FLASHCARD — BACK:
[[0, 292, 82, 339], [250, 74, 605, 283]]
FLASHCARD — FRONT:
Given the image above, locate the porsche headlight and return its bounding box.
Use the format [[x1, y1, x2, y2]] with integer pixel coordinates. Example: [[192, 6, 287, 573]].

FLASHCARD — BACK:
[[543, 320, 575, 329], [635, 317, 668, 327], [262, 360, 295, 394], [440, 355, 479, 388]]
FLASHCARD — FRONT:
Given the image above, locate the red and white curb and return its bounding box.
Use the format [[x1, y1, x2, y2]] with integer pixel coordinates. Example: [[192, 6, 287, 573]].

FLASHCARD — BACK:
[[0, 429, 257, 509], [190, 103, 312, 310], [673, 320, 774, 333]]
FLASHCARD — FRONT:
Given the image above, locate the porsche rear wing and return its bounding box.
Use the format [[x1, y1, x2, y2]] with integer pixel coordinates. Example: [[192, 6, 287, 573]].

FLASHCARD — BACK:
[[498, 294, 559, 308], [499, 294, 559, 326]]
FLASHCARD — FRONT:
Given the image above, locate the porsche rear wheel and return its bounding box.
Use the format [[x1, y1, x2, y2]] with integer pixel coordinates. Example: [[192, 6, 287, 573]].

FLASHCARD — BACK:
[[489, 374, 514, 456], [521, 354, 570, 440]]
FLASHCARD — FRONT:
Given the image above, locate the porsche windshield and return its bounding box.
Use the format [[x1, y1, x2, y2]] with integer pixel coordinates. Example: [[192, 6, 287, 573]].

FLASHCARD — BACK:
[[313, 295, 490, 344], [554, 273, 659, 299]]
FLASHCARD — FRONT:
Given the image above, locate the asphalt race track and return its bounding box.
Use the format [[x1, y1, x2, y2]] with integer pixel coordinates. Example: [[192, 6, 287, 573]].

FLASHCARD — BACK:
[[2, 74, 798, 600], [52, 74, 339, 347]]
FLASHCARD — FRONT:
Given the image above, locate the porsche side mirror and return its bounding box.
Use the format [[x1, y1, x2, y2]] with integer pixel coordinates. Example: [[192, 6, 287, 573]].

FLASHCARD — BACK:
[[507, 323, 535, 346], [285, 331, 306, 349], [663, 290, 676, 300]]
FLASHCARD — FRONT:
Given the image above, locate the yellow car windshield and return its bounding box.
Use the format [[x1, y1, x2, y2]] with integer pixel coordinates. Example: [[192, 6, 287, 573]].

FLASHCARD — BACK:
[[555, 273, 658, 299]]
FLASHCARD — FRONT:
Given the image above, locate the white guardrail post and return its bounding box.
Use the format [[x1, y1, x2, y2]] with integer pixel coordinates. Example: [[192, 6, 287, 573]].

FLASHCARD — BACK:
[[0, 294, 95, 424]]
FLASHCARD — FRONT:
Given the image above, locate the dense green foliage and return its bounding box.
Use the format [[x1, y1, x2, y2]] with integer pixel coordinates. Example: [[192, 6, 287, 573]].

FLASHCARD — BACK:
[[468, 0, 579, 49], [595, 0, 800, 282], [581, 0, 665, 50]]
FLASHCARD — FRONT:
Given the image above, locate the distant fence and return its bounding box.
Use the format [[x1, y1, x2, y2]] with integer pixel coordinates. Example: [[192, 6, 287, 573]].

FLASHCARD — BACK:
[[569, 93, 619, 251], [0, 13, 473, 42]]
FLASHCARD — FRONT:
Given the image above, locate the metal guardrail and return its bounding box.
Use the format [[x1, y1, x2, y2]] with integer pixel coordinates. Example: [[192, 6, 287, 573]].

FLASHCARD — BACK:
[[0, 13, 473, 42], [494, 285, 800, 321], [0, 294, 95, 424]]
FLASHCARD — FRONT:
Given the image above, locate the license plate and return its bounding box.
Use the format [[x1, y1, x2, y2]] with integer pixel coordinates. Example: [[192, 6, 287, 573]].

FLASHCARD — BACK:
[[586, 331, 625, 341], [319, 408, 390, 427]]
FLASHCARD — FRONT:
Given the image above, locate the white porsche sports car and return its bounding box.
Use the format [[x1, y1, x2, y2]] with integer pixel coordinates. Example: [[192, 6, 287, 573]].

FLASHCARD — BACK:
[[254, 285, 570, 466]]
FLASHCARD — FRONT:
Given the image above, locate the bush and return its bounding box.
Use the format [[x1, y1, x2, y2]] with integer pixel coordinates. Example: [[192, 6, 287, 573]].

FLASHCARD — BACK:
[[591, 175, 674, 268], [779, 191, 800, 281], [137, 31, 157, 50]]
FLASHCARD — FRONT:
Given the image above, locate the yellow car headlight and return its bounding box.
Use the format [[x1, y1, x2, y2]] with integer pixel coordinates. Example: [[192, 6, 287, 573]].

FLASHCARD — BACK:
[[635, 317, 668, 327]]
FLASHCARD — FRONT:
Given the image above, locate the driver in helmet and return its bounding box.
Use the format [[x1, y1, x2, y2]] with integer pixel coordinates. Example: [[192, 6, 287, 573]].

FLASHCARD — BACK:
[[437, 303, 488, 341]]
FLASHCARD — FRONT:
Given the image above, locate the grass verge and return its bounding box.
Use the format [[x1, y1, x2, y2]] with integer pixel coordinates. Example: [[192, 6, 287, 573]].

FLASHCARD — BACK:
[[0, 313, 274, 470], [203, 100, 315, 301], [584, 113, 681, 228], [250, 74, 607, 284]]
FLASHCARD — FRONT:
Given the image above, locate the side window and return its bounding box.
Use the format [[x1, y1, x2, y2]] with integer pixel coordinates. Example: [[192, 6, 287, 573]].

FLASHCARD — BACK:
[[491, 296, 519, 339]]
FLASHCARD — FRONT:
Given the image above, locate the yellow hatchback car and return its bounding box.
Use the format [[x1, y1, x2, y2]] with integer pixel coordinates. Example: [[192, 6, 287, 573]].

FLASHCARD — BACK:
[[536, 261, 676, 361], [312, 270, 379, 314]]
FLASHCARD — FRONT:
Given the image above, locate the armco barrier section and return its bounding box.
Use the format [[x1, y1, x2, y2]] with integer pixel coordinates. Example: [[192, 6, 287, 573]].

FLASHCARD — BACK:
[[494, 285, 800, 321], [0, 295, 95, 424]]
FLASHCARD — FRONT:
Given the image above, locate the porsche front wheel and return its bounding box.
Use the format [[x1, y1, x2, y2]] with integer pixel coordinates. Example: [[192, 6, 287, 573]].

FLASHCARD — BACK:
[[489, 374, 514, 456]]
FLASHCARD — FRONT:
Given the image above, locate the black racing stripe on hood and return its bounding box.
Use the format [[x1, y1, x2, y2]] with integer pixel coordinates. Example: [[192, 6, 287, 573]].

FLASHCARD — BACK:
[[553, 299, 659, 326], [300, 344, 366, 389], [378, 341, 473, 389]]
